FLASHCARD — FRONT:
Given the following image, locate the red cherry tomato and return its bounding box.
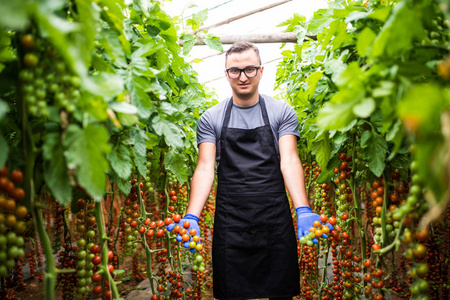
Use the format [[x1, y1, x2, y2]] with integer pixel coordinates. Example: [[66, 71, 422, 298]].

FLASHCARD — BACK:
[[328, 216, 337, 226], [183, 221, 190, 229], [90, 244, 101, 255], [91, 273, 102, 283], [92, 255, 102, 266], [173, 214, 181, 223]]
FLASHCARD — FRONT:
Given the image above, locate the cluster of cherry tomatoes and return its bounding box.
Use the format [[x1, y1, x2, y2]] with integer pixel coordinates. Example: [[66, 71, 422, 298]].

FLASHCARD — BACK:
[[0, 166, 27, 279], [165, 216, 203, 253], [299, 214, 338, 246]]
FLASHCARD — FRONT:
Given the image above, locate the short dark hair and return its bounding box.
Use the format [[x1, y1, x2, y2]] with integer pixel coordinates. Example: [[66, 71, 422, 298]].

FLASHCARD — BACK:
[[225, 42, 262, 66]]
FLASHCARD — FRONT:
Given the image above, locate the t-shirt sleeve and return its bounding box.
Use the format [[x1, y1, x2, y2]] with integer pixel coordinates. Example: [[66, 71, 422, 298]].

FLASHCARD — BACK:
[[196, 111, 217, 146], [278, 104, 300, 139]]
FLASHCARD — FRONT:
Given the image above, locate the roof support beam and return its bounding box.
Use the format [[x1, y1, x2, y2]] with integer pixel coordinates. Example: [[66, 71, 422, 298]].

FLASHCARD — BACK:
[[195, 0, 293, 33]]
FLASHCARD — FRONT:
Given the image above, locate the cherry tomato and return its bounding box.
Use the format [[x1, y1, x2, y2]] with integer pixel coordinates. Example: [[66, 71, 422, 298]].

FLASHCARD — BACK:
[[92, 255, 102, 266], [173, 214, 181, 223], [107, 264, 114, 274], [90, 244, 101, 254], [328, 216, 337, 226], [91, 273, 102, 283], [183, 221, 191, 229], [372, 268, 383, 278], [10, 170, 23, 183], [155, 229, 164, 238], [92, 285, 102, 295], [340, 213, 349, 220]]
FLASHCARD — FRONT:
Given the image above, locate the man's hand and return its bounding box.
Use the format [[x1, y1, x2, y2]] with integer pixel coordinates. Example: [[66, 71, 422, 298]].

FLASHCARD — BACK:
[[167, 214, 201, 252], [296, 206, 333, 244]]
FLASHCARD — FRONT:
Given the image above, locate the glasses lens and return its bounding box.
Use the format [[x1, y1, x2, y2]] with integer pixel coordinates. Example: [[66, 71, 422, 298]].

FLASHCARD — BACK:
[[244, 67, 257, 77], [228, 68, 240, 78]]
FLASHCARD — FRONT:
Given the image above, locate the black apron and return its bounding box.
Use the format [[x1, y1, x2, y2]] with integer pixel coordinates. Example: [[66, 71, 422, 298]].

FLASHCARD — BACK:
[[212, 96, 300, 300]]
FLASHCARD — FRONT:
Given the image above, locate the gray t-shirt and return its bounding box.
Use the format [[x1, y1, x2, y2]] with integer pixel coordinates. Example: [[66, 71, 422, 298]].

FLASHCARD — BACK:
[[196, 94, 300, 162]]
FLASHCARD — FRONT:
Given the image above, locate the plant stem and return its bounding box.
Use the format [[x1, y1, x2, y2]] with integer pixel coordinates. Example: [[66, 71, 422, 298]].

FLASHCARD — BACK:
[[350, 134, 366, 261], [136, 175, 157, 295], [94, 201, 121, 299]]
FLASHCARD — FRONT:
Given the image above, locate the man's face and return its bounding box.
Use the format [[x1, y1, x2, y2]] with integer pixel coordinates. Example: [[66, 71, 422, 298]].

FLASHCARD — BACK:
[[225, 49, 264, 101]]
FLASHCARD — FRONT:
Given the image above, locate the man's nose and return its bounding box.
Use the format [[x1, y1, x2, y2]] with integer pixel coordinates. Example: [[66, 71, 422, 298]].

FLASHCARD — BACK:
[[238, 71, 248, 81]]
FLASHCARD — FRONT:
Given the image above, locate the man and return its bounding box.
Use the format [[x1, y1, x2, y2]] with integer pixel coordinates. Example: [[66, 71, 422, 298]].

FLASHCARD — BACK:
[[174, 42, 330, 300]]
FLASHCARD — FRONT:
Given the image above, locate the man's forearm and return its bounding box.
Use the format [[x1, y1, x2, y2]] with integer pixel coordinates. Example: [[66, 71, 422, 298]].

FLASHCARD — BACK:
[[185, 168, 215, 217], [281, 158, 309, 209]]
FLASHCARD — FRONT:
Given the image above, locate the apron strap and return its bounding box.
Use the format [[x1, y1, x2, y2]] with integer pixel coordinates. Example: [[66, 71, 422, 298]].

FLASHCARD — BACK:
[[218, 95, 278, 162]]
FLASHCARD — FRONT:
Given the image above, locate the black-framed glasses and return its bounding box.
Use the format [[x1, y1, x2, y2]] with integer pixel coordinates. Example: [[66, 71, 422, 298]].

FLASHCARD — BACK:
[[226, 66, 261, 79]]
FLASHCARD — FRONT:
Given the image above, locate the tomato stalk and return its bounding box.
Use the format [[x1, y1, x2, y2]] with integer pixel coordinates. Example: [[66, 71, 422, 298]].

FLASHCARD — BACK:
[[377, 222, 404, 255], [94, 200, 121, 299], [318, 241, 330, 299], [381, 172, 388, 247], [136, 175, 157, 295], [349, 134, 366, 262], [32, 186, 57, 300], [20, 75, 57, 299]]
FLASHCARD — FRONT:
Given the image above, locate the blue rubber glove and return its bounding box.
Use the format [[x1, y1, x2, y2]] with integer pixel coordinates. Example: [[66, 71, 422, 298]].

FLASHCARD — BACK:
[[167, 214, 201, 252], [296, 206, 333, 244]]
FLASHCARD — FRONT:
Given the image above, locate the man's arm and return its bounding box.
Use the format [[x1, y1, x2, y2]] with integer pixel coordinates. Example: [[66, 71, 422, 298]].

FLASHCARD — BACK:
[[185, 142, 217, 217], [279, 134, 309, 208]]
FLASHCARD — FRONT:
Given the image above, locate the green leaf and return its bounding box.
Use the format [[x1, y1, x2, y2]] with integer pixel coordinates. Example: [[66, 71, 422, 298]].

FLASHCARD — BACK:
[[0, 0, 33, 30], [0, 100, 9, 121], [278, 13, 306, 32], [187, 9, 208, 31], [317, 93, 360, 130], [371, 1, 425, 58], [145, 132, 159, 149], [132, 146, 146, 177], [181, 34, 196, 56], [398, 84, 449, 134], [131, 127, 148, 156], [345, 10, 369, 23], [0, 135, 9, 169], [84, 72, 124, 99], [316, 167, 335, 184], [165, 149, 188, 184], [386, 120, 405, 160], [107, 144, 132, 180], [151, 116, 184, 149], [372, 81, 394, 98], [43, 133, 72, 205], [368, 6, 391, 22], [353, 97, 375, 118], [126, 74, 154, 119], [203, 35, 223, 52], [311, 136, 331, 170], [110, 171, 132, 195], [64, 124, 110, 201], [356, 27, 377, 57], [109, 102, 138, 114], [361, 130, 388, 177], [308, 8, 335, 35], [74, 0, 99, 55], [98, 28, 127, 68]]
